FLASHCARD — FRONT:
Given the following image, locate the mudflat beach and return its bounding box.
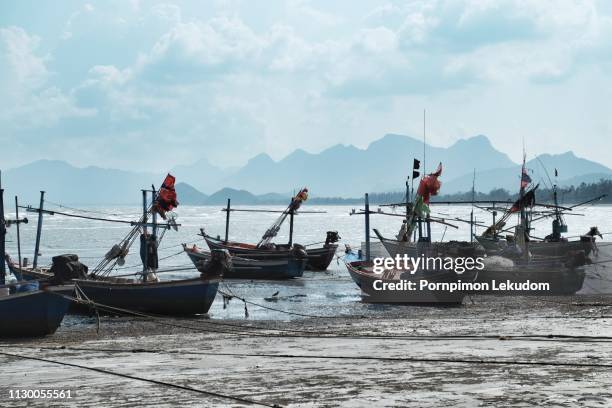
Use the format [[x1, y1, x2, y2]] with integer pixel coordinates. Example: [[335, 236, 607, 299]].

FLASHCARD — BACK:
[[2, 294, 612, 407]]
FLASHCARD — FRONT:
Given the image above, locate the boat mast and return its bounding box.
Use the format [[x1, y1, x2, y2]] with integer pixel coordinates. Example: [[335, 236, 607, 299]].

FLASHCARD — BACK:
[[470, 169, 475, 242], [364, 193, 370, 261], [224, 198, 231, 243], [142, 189, 148, 281], [32, 191, 45, 269], [0, 173, 5, 285], [288, 209, 294, 247], [423, 109, 426, 174], [15, 196, 22, 268]]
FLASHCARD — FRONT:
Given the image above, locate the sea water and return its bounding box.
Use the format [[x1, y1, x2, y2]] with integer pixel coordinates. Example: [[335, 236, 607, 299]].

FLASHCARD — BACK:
[[4, 204, 612, 320]]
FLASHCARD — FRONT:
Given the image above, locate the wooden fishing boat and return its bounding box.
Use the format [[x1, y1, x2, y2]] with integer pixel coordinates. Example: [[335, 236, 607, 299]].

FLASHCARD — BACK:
[[345, 258, 470, 304], [74, 276, 220, 315], [0, 284, 73, 337], [0, 185, 73, 337], [202, 232, 336, 272], [7, 175, 228, 316], [7, 256, 223, 315], [475, 234, 596, 257], [473, 255, 586, 295], [206, 189, 339, 271], [184, 244, 306, 280], [373, 229, 484, 258]]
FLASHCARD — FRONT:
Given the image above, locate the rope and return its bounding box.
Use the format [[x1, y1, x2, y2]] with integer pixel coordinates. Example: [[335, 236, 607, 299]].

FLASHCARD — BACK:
[[3, 347, 612, 371], [44, 201, 140, 217], [219, 286, 333, 319], [0, 351, 279, 407], [49, 290, 612, 343]]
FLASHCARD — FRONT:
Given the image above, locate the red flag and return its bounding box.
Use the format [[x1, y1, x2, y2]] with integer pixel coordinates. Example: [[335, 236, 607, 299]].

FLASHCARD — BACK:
[[520, 166, 531, 189], [152, 174, 179, 219], [510, 186, 537, 213], [416, 163, 443, 204]]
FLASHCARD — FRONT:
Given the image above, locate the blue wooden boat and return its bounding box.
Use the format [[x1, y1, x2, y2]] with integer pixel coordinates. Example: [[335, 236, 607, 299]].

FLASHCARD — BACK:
[[0, 285, 73, 337], [7, 256, 223, 316], [184, 244, 306, 280], [73, 276, 220, 315]]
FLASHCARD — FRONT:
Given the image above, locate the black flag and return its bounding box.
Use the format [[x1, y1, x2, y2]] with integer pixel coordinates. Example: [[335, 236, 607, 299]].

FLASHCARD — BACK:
[[412, 170, 420, 179], [555, 168, 558, 177], [413, 158, 420, 170]]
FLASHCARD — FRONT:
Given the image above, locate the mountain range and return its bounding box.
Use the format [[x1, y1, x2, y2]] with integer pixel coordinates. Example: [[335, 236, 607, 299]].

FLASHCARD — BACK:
[[2, 134, 611, 205]]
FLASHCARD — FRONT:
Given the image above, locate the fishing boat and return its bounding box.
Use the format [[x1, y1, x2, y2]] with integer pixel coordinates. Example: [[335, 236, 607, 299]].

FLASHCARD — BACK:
[[473, 255, 586, 295], [346, 191, 473, 305], [8, 175, 228, 316], [184, 244, 307, 280], [0, 186, 72, 337], [475, 166, 604, 258], [373, 229, 483, 259], [0, 284, 73, 337], [345, 257, 470, 304], [202, 232, 337, 272], [8, 253, 224, 315], [202, 188, 339, 271]]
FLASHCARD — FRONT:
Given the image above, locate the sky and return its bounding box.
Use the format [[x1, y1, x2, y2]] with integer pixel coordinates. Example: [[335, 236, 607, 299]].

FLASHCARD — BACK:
[[1, 0, 612, 171]]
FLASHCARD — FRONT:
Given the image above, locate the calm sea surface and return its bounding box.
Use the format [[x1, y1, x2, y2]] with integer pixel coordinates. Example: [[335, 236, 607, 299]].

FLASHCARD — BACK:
[[4, 204, 612, 320]]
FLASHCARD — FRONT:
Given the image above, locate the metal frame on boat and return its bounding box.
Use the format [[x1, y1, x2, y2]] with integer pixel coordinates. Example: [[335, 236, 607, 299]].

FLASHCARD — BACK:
[[185, 244, 307, 280]]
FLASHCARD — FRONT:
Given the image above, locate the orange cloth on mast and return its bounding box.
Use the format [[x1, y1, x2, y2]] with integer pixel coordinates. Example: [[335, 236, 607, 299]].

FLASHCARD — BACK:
[[153, 174, 179, 219], [416, 163, 442, 204]]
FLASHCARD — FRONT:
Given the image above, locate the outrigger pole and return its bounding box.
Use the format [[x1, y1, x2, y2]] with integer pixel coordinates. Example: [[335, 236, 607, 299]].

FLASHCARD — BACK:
[[32, 191, 45, 269]]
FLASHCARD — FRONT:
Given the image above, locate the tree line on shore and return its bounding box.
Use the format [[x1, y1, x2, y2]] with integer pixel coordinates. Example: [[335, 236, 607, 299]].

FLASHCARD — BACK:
[[306, 178, 612, 205]]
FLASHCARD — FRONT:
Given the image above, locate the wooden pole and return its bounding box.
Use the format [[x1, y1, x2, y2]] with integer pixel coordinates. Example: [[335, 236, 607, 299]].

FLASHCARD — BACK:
[[0, 186, 6, 285], [142, 189, 148, 279], [365, 193, 370, 261], [33, 191, 45, 269], [151, 186, 157, 239], [15, 196, 22, 268], [288, 210, 294, 247], [224, 198, 230, 243]]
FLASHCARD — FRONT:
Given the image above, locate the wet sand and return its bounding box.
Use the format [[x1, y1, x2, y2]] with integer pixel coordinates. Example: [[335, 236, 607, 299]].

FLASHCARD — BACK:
[[2, 295, 612, 407]]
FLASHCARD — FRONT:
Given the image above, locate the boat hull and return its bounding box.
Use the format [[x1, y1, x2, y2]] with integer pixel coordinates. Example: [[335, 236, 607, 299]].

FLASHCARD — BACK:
[[204, 235, 337, 271], [473, 264, 585, 295], [475, 236, 594, 257], [74, 277, 220, 315], [345, 260, 467, 305], [8, 258, 220, 315], [0, 286, 73, 337], [185, 247, 306, 279]]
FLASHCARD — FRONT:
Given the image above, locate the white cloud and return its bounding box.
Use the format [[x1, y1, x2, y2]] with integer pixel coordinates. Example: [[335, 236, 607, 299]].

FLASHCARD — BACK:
[[2, 1, 612, 170], [0, 26, 92, 130]]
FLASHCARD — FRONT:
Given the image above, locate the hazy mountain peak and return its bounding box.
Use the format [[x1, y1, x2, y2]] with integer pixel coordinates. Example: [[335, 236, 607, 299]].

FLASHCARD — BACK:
[[450, 134, 491, 148], [369, 133, 423, 149], [248, 153, 275, 165], [284, 148, 312, 161]]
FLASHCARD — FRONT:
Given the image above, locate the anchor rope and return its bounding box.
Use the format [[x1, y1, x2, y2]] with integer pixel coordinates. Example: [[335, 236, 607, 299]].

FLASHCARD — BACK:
[[0, 350, 279, 407]]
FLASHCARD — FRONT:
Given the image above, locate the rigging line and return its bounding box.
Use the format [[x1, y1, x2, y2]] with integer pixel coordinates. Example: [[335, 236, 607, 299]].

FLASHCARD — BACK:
[[160, 239, 201, 250], [19, 206, 137, 224], [0, 351, 279, 407], [51, 292, 612, 342], [44, 200, 140, 217], [218, 288, 334, 319], [158, 250, 185, 261]]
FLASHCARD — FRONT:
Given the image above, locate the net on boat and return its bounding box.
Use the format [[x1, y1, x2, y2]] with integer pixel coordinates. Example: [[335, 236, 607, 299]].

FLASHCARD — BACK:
[[257, 188, 308, 248]]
